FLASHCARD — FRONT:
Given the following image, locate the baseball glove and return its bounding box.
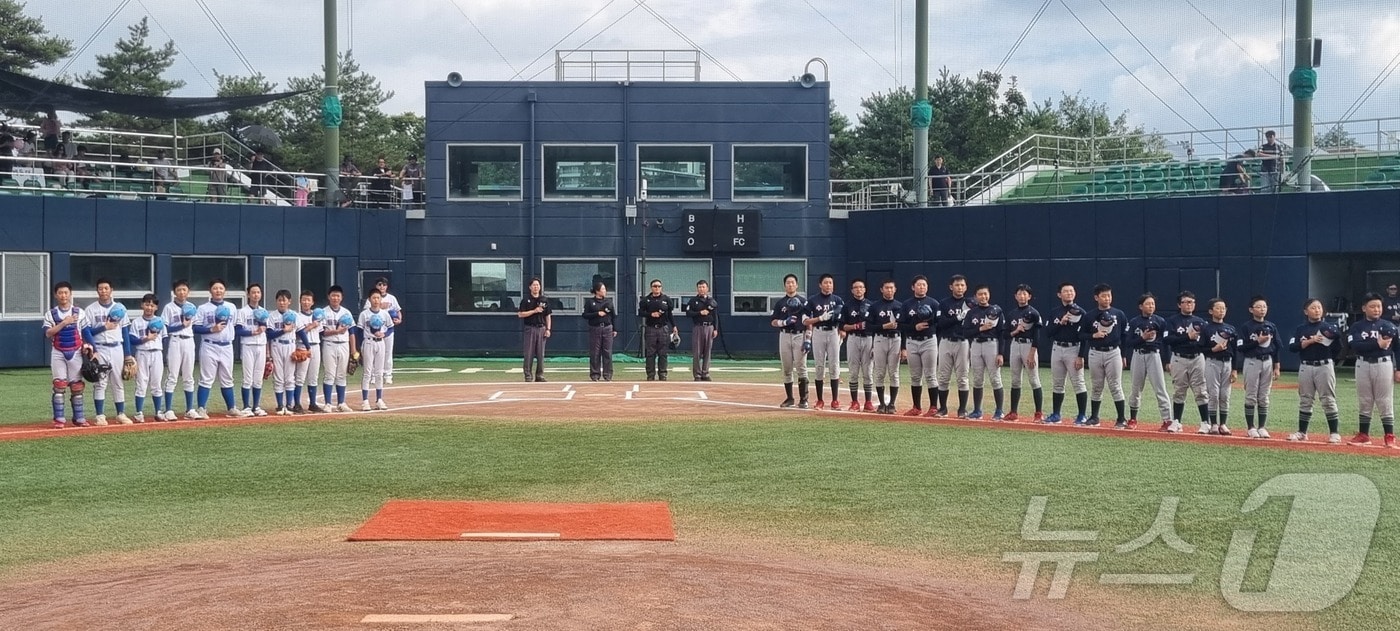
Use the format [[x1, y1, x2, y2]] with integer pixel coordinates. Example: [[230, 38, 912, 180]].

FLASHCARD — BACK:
[[121, 356, 137, 380], [81, 354, 110, 383], [668, 329, 681, 350], [347, 351, 360, 376], [263, 357, 274, 380], [291, 348, 311, 363]]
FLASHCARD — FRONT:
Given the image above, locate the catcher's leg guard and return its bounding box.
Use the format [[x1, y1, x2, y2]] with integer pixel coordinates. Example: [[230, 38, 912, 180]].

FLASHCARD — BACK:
[[53, 380, 67, 420], [69, 380, 86, 421]]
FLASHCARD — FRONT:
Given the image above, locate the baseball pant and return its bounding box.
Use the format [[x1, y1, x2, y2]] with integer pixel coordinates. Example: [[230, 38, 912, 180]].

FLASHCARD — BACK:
[[872, 335, 901, 387], [969, 339, 1002, 388], [240, 343, 267, 391], [1129, 351, 1171, 420], [322, 340, 349, 387], [270, 341, 296, 394], [936, 339, 970, 391], [1242, 357, 1274, 409], [199, 341, 235, 388], [906, 337, 938, 389], [644, 326, 669, 378], [523, 325, 546, 380], [164, 335, 196, 397], [811, 328, 841, 382], [1204, 358, 1233, 415], [384, 331, 395, 379], [50, 348, 85, 421], [1050, 344, 1086, 394], [1356, 358, 1396, 419], [589, 325, 614, 380], [1088, 348, 1124, 401], [134, 349, 164, 399], [846, 334, 875, 388], [692, 323, 714, 379], [779, 331, 808, 383], [294, 346, 323, 392], [1170, 354, 1208, 405], [360, 338, 386, 390], [1297, 362, 1339, 416], [1009, 340, 1042, 389], [93, 343, 125, 405]]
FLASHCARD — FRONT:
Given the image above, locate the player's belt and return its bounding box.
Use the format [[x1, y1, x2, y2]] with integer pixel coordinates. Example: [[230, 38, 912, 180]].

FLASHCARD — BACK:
[[943, 335, 967, 342], [876, 332, 899, 338], [172, 333, 193, 339], [1207, 356, 1232, 362], [589, 322, 612, 328], [907, 334, 933, 341], [525, 323, 545, 328], [815, 325, 839, 330], [1012, 337, 1034, 344], [1361, 356, 1392, 364], [1244, 355, 1272, 360], [364, 337, 384, 343], [1091, 345, 1118, 352], [274, 339, 293, 345], [95, 341, 121, 347], [1054, 341, 1077, 348], [1174, 351, 1200, 359], [1301, 359, 1331, 366], [139, 348, 161, 352], [1136, 348, 1159, 354], [646, 323, 668, 328], [322, 339, 347, 344], [973, 337, 996, 343], [695, 322, 714, 326], [203, 339, 231, 346], [780, 329, 804, 335]]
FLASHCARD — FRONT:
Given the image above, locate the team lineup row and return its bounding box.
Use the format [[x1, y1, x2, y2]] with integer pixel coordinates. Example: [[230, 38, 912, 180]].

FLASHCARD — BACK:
[[761, 273, 1400, 448], [42, 276, 404, 429]]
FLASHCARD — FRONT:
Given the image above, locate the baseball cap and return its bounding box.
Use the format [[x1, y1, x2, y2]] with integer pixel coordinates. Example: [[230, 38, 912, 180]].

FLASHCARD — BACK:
[[212, 148, 222, 155]]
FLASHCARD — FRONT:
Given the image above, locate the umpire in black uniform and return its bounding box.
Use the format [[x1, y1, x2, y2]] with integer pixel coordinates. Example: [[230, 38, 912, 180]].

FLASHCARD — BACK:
[[517, 277, 552, 382], [583, 281, 617, 381], [639, 279, 677, 380], [684, 280, 719, 381]]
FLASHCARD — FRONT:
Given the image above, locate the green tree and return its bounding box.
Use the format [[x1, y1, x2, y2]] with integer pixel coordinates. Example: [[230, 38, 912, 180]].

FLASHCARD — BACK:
[[1025, 92, 1167, 165], [828, 100, 862, 181], [75, 17, 186, 133], [0, 0, 74, 119], [210, 70, 280, 139], [1315, 125, 1362, 152]]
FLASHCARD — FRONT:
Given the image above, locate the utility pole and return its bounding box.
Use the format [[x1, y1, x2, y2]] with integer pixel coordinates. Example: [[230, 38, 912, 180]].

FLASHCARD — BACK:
[[1290, 0, 1316, 191], [911, 0, 931, 205], [323, 0, 342, 206]]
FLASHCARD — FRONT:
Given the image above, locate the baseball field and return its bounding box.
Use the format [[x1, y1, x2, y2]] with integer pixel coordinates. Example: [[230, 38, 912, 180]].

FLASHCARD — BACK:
[[2, 358, 1397, 630]]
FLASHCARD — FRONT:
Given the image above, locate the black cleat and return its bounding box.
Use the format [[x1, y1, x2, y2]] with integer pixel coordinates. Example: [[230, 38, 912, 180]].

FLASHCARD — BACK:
[[780, 398, 796, 408], [290, 403, 306, 414]]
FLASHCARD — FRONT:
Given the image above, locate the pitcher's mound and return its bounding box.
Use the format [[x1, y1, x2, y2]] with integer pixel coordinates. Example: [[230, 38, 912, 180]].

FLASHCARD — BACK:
[[347, 500, 675, 541]]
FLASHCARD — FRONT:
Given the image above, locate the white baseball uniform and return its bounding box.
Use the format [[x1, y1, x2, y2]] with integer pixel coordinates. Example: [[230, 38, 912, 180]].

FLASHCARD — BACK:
[[267, 308, 298, 396], [161, 300, 197, 399], [366, 292, 401, 380], [359, 308, 389, 391], [235, 304, 268, 392], [196, 300, 236, 389], [84, 300, 127, 407], [294, 309, 323, 397], [321, 305, 354, 387], [128, 316, 166, 400]]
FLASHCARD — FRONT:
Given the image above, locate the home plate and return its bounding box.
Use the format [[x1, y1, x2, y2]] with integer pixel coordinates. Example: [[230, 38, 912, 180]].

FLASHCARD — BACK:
[[361, 613, 514, 623]]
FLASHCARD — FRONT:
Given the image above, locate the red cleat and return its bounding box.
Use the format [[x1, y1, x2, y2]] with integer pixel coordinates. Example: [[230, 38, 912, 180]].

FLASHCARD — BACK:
[[903, 408, 923, 416], [848, 400, 861, 412], [1159, 420, 1173, 432], [1126, 419, 1138, 430], [1033, 412, 1044, 423], [52, 420, 65, 429], [862, 401, 877, 413], [1387, 434, 1397, 449], [830, 399, 841, 410], [1003, 412, 1019, 422], [1349, 432, 1372, 446], [813, 400, 825, 410]]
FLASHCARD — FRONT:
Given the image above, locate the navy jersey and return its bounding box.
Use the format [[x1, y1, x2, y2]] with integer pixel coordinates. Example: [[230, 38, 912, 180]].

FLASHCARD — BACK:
[[1288, 319, 1343, 362], [770, 294, 808, 334], [1080, 307, 1128, 358], [1164, 313, 1209, 356], [841, 296, 873, 335], [868, 297, 906, 335], [902, 295, 940, 339], [804, 292, 845, 330], [1043, 302, 1087, 347], [936, 295, 975, 339], [1346, 318, 1400, 362], [582, 296, 616, 327], [960, 303, 1004, 341], [1235, 319, 1280, 362], [684, 294, 719, 326], [1004, 304, 1041, 342], [1200, 320, 1238, 365], [638, 293, 675, 328], [1385, 295, 1400, 325], [1125, 314, 1170, 359]]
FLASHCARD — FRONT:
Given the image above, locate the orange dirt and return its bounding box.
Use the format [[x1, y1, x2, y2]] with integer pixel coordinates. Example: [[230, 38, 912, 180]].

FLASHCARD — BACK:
[[347, 500, 675, 541]]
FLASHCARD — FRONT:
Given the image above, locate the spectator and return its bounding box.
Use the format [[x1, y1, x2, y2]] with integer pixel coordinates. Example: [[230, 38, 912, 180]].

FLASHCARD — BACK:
[[16, 131, 36, 166], [49, 147, 75, 188], [929, 154, 952, 206], [152, 149, 175, 198], [1219, 149, 1255, 195], [399, 154, 423, 208], [368, 155, 395, 208], [0, 133, 12, 177], [39, 110, 61, 153], [338, 155, 361, 207], [1258, 130, 1282, 193], [247, 149, 275, 203], [207, 150, 231, 202], [59, 131, 76, 159], [113, 151, 137, 183], [73, 145, 95, 189]]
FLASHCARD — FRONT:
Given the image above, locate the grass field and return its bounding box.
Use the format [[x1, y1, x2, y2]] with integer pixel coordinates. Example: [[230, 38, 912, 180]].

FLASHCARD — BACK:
[[2, 357, 1396, 629]]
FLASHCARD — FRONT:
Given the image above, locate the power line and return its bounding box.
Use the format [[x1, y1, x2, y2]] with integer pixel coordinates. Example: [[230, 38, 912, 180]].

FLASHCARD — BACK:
[[51, 0, 134, 80], [192, 0, 257, 76], [1337, 48, 1400, 125], [1183, 0, 1281, 86], [995, 0, 1052, 77], [631, 0, 743, 82], [1094, 0, 1222, 131], [801, 0, 897, 82], [448, 0, 520, 76], [134, 0, 216, 92]]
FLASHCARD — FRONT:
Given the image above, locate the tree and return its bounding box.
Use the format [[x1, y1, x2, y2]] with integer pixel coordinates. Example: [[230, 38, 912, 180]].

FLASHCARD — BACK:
[[1022, 92, 1168, 165], [1315, 125, 1362, 152], [210, 70, 281, 139], [828, 100, 862, 181], [75, 17, 185, 133], [0, 0, 74, 119]]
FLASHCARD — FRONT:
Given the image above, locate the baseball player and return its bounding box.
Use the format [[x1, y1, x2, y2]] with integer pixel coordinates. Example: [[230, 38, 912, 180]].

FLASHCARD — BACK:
[[359, 291, 391, 410], [1384, 283, 1400, 326], [161, 279, 198, 420], [639, 280, 676, 381], [293, 290, 325, 413], [866, 279, 905, 413], [44, 281, 95, 428], [267, 290, 299, 415], [840, 278, 876, 411], [1042, 282, 1088, 424], [518, 277, 553, 382], [84, 277, 132, 425], [1164, 291, 1211, 432], [901, 275, 940, 415], [1344, 292, 1400, 447], [961, 285, 1005, 419], [684, 280, 720, 381], [802, 273, 845, 409], [1287, 298, 1344, 444], [126, 293, 167, 423], [770, 274, 810, 408], [1200, 298, 1238, 435], [933, 275, 975, 417], [191, 278, 239, 419], [1078, 284, 1128, 428], [1236, 296, 1281, 438], [320, 285, 357, 412], [1003, 284, 1043, 422], [1124, 293, 1171, 431], [235, 283, 270, 417], [362, 277, 403, 384], [582, 281, 618, 381]]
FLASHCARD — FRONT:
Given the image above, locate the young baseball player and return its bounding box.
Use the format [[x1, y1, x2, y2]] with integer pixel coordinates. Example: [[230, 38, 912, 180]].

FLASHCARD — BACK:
[[802, 273, 844, 409], [359, 291, 391, 410], [684, 280, 720, 382], [1042, 283, 1088, 424], [1003, 284, 1043, 422], [770, 274, 809, 408], [191, 279, 239, 418], [962, 285, 1005, 420], [1164, 291, 1211, 431], [235, 283, 270, 417], [934, 275, 975, 417], [293, 290, 325, 413], [267, 290, 299, 415], [1344, 293, 1399, 447], [1236, 296, 1281, 438], [1201, 298, 1238, 435], [1079, 284, 1128, 428], [127, 293, 167, 422], [84, 277, 133, 425], [363, 277, 402, 384], [901, 275, 939, 415], [867, 279, 905, 414], [840, 278, 875, 411], [162, 279, 198, 420], [321, 285, 356, 412], [44, 281, 95, 428], [1125, 293, 1172, 431], [1287, 298, 1343, 444]]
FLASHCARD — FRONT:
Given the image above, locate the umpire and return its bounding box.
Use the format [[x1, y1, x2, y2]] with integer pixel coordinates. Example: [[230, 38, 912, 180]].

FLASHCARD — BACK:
[[684, 280, 719, 381], [638, 279, 676, 381], [582, 281, 617, 381], [518, 277, 552, 382]]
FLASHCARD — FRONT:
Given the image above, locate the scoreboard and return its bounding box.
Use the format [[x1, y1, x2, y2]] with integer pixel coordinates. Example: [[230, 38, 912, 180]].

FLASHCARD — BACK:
[[682, 210, 761, 254]]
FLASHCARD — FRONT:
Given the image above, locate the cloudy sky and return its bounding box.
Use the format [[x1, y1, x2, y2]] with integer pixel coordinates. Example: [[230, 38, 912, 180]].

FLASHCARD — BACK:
[[18, 0, 1400, 140]]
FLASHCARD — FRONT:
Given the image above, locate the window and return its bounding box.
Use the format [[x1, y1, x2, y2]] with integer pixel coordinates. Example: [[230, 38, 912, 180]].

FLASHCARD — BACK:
[[172, 256, 248, 307], [543, 145, 617, 200], [1, 252, 48, 318], [264, 257, 334, 301], [447, 144, 522, 200], [69, 254, 153, 310], [447, 259, 522, 314], [733, 144, 807, 200], [637, 259, 712, 311], [639, 145, 711, 200], [543, 258, 616, 312], [732, 259, 806, 315]]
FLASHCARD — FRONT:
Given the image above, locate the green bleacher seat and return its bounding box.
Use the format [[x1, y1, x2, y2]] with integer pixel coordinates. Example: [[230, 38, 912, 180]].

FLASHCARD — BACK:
[[1129, 182, 1148, 197], [1141, 167, 1165, 181], [1363, 171, 1390, 188], [1146, 181, 1167, 196], [1, 177, 18, 188], [1167, 166, 1187, 180], [1071, 184, 1091, 199], [1170, 179, 1190, 194], [1107, 182, 1128, 197], [1092, 171, 1108, 184], [1092, 183, 1109, 197], [1106, 166, 1127, 182]]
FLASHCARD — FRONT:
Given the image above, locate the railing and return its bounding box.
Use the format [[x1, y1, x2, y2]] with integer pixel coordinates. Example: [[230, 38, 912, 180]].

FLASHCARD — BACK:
[[554, 49, 702, 82], [4, 123, 293, 182]]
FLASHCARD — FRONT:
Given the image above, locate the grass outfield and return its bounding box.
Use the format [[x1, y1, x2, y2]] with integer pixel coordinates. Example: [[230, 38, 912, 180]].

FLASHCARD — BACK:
[[2, 359, 1396, 629]]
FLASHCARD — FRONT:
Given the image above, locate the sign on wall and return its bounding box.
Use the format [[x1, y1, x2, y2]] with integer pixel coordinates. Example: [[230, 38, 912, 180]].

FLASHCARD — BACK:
[[682, 210, 761, 254]]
